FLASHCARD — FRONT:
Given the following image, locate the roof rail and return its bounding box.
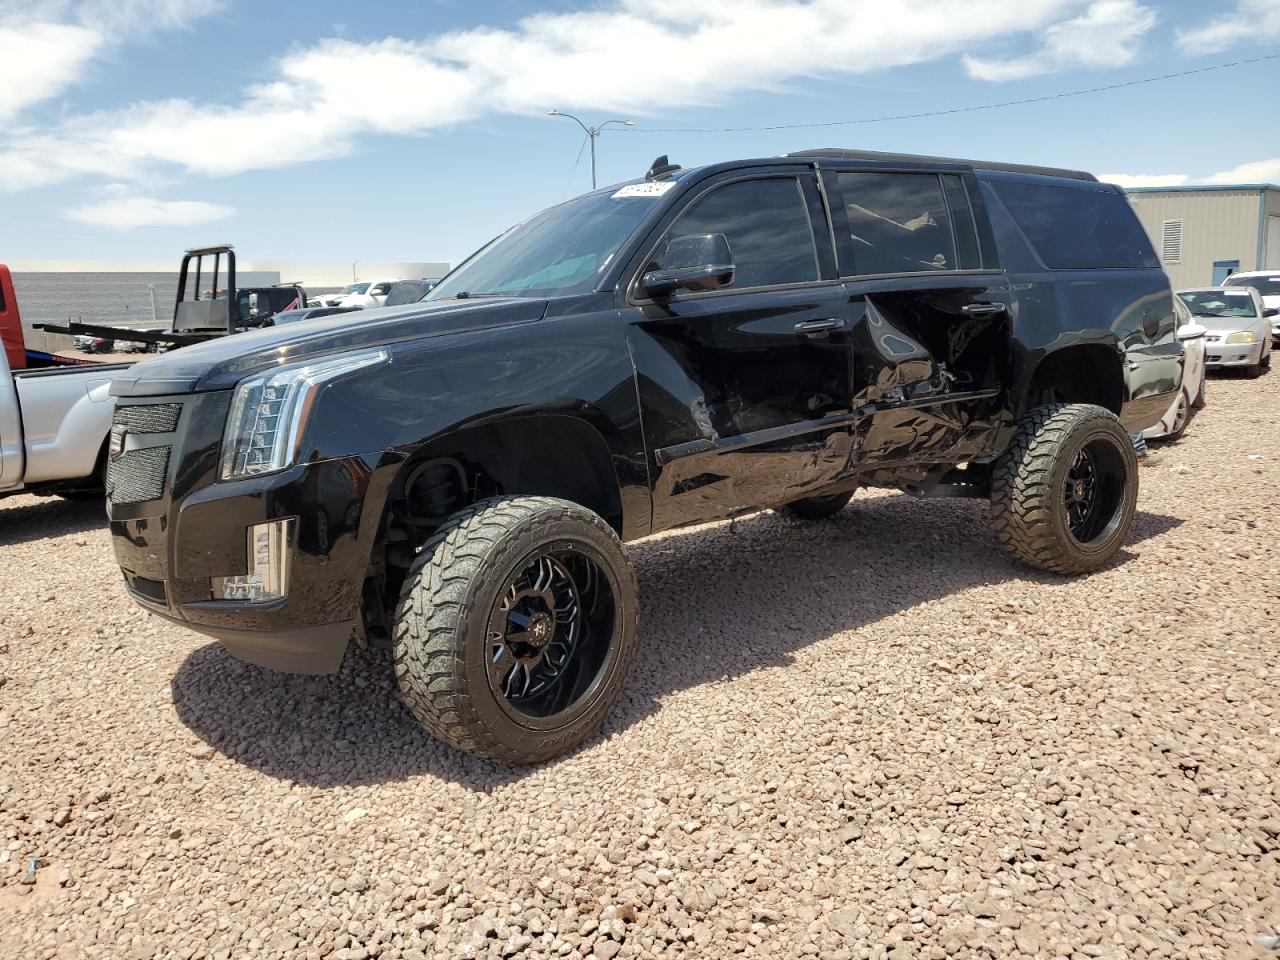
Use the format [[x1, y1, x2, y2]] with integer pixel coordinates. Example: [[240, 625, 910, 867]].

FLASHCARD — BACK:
[[785, 148, 1097, 182]]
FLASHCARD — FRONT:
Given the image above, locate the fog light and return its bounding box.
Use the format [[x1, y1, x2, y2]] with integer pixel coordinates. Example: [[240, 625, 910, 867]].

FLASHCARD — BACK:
[[212, 519, 294, 603]]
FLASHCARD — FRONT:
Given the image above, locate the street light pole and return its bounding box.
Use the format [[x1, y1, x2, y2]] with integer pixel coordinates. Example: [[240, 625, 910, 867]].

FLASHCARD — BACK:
[[547, 111, 635, 189]]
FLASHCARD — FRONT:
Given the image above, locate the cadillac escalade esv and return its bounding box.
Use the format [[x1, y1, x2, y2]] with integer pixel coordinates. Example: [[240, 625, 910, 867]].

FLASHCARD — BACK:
[[106, 150, 1182, 763]]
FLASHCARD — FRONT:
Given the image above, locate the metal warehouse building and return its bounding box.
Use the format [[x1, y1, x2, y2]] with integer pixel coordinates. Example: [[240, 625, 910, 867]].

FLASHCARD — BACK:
[[1125, 184, 1280, 290], [5, 258, 450, 331]]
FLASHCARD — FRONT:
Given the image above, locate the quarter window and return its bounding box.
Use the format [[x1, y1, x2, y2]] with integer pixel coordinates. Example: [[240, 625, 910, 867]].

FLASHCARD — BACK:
[[651, 177, 820, 291], [835, 172, 960, 276]]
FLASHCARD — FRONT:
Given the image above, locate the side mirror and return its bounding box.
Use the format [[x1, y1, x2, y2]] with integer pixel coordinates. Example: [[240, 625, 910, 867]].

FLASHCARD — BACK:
[[1264, 307, 1278, 318], [1176, 322, 1207, 341], [642, 233, 734, 298]]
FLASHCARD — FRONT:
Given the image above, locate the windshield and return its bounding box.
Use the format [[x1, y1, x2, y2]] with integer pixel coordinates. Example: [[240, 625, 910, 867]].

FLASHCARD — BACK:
[[384, 281, 427, 307], [344, 282, 371, 295], [1177, 290, 1258, 318], [427, 189, 660, 300], [1224, 275, 1280, 297]]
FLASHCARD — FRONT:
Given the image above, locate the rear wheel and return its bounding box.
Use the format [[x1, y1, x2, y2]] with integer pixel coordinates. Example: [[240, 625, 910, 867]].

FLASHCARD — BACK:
[[991, 403, 1137, 575], [779, 490, 855, 520], [392, 496, 638, 764]]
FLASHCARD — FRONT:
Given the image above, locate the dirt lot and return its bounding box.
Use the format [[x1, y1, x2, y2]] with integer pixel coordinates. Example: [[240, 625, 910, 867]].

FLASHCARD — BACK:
[[2, 371, 1278, 960]]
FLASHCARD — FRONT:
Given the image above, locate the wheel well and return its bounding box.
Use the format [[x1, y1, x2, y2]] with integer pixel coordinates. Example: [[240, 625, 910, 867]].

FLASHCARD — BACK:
[[1026, 345, 1124, 415], [363, 416, 625, 638]]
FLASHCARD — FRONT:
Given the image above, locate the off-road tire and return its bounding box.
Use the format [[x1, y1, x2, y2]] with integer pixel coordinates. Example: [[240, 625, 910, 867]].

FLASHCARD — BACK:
[[393, 496, 638, 764], [991, 403, 1138, 575], [779, 490, 855, 520]]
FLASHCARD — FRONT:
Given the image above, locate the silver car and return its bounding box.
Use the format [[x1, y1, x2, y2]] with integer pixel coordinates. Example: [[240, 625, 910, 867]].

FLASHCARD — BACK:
[[1176, 286, 1274, 378]]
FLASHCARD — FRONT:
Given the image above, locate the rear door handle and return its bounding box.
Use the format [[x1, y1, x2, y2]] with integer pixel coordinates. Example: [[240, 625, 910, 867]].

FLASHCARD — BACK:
[[962, 302, 1008, 317], [794, 318, 843, 337]]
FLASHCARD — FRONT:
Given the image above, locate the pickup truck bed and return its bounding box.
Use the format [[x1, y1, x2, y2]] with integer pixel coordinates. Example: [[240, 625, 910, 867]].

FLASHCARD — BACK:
[[1, 354, 129, 497]]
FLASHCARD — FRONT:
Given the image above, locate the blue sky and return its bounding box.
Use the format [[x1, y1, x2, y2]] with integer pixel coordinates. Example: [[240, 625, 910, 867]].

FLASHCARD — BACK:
[[1, 0, 1277, 269]]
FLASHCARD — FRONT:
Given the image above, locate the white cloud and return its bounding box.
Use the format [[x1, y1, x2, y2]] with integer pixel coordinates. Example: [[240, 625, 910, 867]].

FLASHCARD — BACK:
[[0, 21, 102, 122], [1104, 158, 1280, 189], [67, 196, 234, 229], [2, 0, 1112, 191], [1199, 158, 1280, 185], [0, 0, 221, 123], [1175, 0, 1280, 54], [1098, 173, 1190, 188], [963, 0, 1156, 81]]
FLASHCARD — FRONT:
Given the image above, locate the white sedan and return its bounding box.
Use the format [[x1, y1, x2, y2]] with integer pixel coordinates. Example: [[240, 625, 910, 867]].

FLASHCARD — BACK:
[[1143, 297, 1207, 442]]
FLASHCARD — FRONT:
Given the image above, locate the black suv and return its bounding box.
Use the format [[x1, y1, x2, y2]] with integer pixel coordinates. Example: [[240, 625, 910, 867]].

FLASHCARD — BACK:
[[106, 150, 1181, 763]]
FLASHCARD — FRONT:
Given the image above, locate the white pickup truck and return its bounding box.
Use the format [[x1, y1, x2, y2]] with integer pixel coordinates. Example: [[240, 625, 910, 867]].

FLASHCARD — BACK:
[[1, 265, 121, 500], [0, 350, 124, 500]]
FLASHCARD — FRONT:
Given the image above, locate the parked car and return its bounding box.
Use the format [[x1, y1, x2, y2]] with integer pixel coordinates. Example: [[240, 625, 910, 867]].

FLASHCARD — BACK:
[[310, 280, 401, 310], [1222, 271, 1280, 342], [1177, 286, 1274, 377], [1, 268, 123, 499], [1144, 297, 1207, 441], [272, 305, 363, 326], [383, 279, 437, 307], [105, 149, 1180, 763]]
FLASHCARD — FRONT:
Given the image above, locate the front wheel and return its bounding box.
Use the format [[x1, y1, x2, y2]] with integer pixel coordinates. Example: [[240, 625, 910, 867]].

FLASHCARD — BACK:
[[991, 404, 1138, 575], [393, 496, 638, 764], [1164, 390, 1191, 441]]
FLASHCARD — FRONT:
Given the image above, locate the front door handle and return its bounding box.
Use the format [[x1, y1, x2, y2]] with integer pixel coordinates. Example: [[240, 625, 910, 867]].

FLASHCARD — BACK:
[[962, 302, 1008, 317], [794, 318, 843, 337]]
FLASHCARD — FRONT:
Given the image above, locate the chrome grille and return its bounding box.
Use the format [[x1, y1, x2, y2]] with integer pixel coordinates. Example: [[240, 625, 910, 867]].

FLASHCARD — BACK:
[[113, 402, 181, 434], [106, 402, 182, 506], [107, 446, 171, 505]]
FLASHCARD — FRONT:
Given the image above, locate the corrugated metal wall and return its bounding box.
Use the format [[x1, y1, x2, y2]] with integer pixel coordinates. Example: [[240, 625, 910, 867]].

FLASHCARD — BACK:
[[1126, 190, 1262, 289], [10, 270, 280, 330], [1266, 190, 1280, 270]]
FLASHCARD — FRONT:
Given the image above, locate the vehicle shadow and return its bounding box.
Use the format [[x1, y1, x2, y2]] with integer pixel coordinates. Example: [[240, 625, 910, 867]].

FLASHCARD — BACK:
[[0, 495, 106, 547], [172, 495, 1182, 790]]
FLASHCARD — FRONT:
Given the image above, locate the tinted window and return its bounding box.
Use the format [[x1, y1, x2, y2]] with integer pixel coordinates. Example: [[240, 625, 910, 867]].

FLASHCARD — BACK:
[[992, 179, 1158, 270], [1224, 275, 1280, 297], [654, 177, 819, 290], [835, 172, 958, 275], [370, 282, 394, 296]]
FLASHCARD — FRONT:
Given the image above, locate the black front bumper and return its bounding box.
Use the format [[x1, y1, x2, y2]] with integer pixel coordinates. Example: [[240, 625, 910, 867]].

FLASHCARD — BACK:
[[107, 392, 381, 675]]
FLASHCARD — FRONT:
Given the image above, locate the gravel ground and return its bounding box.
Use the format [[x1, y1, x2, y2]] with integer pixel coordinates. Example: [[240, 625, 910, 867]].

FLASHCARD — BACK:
[[2, 373, 1278, 960]]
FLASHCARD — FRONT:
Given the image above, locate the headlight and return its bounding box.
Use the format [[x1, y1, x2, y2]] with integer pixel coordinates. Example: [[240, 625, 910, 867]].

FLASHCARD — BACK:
[[1225, 331, 1257, 344], [220, 348, 389, 480]]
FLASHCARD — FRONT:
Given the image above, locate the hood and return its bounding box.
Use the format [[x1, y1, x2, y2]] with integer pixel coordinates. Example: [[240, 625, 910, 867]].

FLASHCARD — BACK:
[[110, 296, 548, 397], [1191, 313, 1263, 333]]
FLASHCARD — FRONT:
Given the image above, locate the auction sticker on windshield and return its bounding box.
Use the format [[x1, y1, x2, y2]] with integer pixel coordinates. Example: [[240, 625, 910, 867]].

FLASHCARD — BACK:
[[612, 182, 676, 199]]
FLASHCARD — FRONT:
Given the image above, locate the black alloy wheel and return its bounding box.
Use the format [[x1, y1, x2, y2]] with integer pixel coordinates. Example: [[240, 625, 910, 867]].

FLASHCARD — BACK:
[[1061, 440, 1127, 546], [486, 551, 613, 722]]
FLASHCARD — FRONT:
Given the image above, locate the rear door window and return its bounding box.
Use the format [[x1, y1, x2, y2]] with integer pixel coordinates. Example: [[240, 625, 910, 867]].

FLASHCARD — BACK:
[[833, 172, 970, 276], [990, 179, 1158, 270], [650, 176, 820, 291]]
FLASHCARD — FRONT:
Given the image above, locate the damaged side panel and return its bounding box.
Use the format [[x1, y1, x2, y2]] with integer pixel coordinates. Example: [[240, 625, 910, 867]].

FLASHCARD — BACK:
[[843, 276, 1013, 469]]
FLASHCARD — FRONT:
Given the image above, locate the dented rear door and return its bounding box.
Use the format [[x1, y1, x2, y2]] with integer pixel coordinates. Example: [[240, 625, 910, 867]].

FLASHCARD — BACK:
[[824, 166, 1011, 468]]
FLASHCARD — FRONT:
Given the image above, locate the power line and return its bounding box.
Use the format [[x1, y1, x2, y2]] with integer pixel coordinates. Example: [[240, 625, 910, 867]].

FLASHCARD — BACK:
[[612, 53, 1280, 134]]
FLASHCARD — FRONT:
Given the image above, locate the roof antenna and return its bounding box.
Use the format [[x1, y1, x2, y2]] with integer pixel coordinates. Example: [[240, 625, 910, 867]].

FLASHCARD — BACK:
[[645, 155, 681, 181]]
